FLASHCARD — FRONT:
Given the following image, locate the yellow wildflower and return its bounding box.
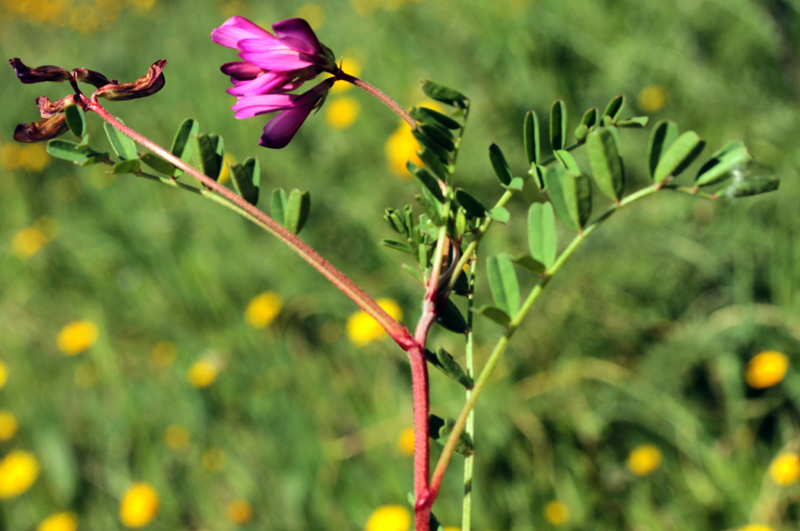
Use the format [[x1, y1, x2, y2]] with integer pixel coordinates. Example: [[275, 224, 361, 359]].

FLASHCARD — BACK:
[[187, 359, 221, 388], [57, 321, 99, 356], [201, 447, 226, 472], [151, 340, 178, 367], [0, 411, 19, 441], [385, 124, 422, 177], [544, 500, 569, 525], [769, 452, 800, 486], [397, 426, 415, 456], [0, 450, 40, 499], [746, 350, 789, 389], [11, 226, 48, 258], [37, 511, 79, 531], [244, 291, 283, 329], [739, 525, 776, 531], [325, 97, 360, 129], [627, 444, 662, 476], [637, 85, 667, 113], [0, 143, 49, 171], [365, 505, 411, 531], [119, 482, 159, 528], [163, 424, 190, 450], [346, 298, 403, 346], [0, 360, 7, 390], [295, 3, 325, 29], [227, 499, 254, 524]]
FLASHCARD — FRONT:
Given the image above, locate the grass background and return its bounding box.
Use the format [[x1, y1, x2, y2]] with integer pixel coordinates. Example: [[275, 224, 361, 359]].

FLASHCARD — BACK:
[[1, 0, 799, 529]]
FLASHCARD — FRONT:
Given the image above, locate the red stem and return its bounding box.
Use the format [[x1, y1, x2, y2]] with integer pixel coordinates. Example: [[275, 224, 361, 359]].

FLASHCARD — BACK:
[[334, 71, 416, 129], [83, 96, 415, 352]]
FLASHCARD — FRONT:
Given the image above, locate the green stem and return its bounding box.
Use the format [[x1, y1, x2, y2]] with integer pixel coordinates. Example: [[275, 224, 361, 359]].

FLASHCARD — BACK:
[[429, 183, 666, 495], [461, 256, 477, 530]]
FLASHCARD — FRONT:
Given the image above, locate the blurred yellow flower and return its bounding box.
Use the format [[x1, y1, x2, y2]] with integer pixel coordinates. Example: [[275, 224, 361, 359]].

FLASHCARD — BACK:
[[746, 350, 789, 389], [244, 291, 283, 329], [0, 411, 19, 442], [365, 504, 411, 531], [57, 321, 99, 356], [11, 227, 48, 259], [163, 424, 190, 450], [0, 450, 40, 499], [0, 143, 49, 171], [739, 525, 776, 531], [119, 482, 159, 528], [187, 359, 220, 388], [201, 447, 226, 472], [442, 528, 461, 531], [769, 452, 800, 486], [0, 360, 7, 390], [295, 3, 325, 29], [544, 500, 570, 525], [385, 124, 422, 178], [12, 217, 59, 259], [637, 85, 667, 113], [346, 298, 403, 346], [37, 511, 79, 531], [227, 499, 254, 524], [397, 426, 415, 456], [325, 97, 361, 129], [331, 55, 363, 94], [151, 340, 178, 367], [627, 444, 662, 476]]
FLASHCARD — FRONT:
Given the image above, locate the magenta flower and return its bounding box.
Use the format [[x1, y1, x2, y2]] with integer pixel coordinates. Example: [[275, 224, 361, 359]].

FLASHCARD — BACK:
[[212, 16, 338, 148], [232, 79, 333, 149], [211, 16, 336, 97]]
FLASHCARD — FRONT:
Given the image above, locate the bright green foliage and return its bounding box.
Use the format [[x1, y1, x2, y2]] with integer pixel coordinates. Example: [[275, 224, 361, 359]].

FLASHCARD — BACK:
[[587, 128, 625, 201], [653, 131, 705, 184], [429, 414, 474, 456], [104, 121, 138, 160], [64, 104, 86, 139], [489, 143, 513, 186], [229, 157, 260, 206], [695, 141, 752, 187], [487, 254, 520, 316], [528, 202, 557, 268], [194, 133, 224, 181], [46, 139, 108, 165], [549, 99, 567, 150]]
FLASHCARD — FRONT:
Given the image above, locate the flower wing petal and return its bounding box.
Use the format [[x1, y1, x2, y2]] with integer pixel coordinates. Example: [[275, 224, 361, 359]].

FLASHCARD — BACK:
[[258, 105, 315, 149], [272, 18, 323, 56], [211, 16, 276, 49], [231, 93, 297, 119]]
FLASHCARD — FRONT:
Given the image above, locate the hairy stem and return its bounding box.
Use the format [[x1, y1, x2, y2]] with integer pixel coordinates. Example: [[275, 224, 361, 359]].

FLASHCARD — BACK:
[[84, 96, 415, 351], [335, 71, 416, 129]]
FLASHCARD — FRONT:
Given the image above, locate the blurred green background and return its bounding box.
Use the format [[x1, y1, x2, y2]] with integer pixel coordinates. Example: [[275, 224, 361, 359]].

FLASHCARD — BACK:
[[1, 0, 799, 529]]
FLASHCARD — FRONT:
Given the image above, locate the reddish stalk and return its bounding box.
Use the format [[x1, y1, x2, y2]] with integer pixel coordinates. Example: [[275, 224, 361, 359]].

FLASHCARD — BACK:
[[83, 95, 415, 352], [334, 71, 416, 129]]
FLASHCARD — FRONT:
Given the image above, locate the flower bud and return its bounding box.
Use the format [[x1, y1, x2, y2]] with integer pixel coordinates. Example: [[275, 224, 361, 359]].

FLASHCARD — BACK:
[[36, 95, 77, 118], [93, 59, 166, 101], [14, 114, 69, 143], [72, 67, 116, 88], [9, 58, 71, 84]]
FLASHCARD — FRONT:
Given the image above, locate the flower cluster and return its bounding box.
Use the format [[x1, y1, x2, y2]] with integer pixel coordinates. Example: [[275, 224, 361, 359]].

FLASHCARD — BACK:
[[211, 17, 339, 148], [9, 58, 166, 142]]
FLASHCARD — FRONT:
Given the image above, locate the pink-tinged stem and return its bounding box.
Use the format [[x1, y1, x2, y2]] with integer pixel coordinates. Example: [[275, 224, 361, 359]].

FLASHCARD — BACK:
[[334, 71, 416, 129], [83, 96, 415, 352]]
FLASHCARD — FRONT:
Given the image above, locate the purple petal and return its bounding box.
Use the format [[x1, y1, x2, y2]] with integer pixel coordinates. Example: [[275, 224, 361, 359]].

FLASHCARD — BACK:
[[211, 16, 275, 49], [272, 18, 323, 56], [231, 93, 297, 119], [226, 72, 295, 97], [220, 61, 263, 80], [238, 39, 316, 71], [259, 105, 315, 149]]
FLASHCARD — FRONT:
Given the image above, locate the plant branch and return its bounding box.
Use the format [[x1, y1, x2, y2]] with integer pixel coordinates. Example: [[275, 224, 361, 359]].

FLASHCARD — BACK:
[[83, 96, 415, 351], [335, 70, 416, 129]]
